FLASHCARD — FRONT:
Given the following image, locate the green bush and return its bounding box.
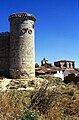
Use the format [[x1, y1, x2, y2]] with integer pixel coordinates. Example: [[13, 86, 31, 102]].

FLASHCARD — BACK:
[[68, 89, 74, 96], [22, 109, 37, 120]]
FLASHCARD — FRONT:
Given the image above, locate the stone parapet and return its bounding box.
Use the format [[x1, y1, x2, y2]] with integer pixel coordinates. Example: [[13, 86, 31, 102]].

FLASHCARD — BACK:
[[8, 13, 36, 22], [0, 32, 10, 36]]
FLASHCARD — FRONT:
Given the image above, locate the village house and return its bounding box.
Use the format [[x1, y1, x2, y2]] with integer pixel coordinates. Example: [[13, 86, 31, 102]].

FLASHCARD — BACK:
[[54, 60, 75, 69], [35, 58, 79, 81]]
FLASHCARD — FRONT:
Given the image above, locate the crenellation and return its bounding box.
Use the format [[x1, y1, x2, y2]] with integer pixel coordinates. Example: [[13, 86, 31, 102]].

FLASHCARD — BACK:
[[0, 32, 9, 35], [8, 13, 36, 22]]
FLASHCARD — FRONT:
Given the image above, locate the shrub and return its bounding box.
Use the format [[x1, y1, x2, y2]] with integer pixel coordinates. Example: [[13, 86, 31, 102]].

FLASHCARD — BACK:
[[22, 109, 37, 120], [30, 83, 59, 114], [68, 89, 74, 96]]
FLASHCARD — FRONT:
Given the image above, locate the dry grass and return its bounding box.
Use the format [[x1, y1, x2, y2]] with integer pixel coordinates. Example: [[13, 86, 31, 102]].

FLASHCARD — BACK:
[[0, 90, 32, 120], [0, 78, 79, 120]]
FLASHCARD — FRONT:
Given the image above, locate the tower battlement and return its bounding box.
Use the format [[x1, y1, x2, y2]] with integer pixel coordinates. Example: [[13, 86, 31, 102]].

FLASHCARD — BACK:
[[8, 13, 36, 22], [0, 32, 10, 37]]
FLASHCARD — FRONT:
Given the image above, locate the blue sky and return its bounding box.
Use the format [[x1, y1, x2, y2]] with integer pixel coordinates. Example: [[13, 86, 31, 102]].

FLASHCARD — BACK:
[[0, 0, 79, 67]]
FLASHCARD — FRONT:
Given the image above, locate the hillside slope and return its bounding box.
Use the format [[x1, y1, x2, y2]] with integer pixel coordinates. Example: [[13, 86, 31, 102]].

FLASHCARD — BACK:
[[0, 76, 79, 120]]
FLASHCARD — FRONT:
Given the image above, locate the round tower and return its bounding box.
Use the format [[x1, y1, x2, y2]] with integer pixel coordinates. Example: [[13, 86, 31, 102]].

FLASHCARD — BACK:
[[8, 13, 36, 78]]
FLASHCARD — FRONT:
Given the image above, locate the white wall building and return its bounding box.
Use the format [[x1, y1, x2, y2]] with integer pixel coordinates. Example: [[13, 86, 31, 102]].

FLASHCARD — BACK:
[[54, 70, 64, 81]]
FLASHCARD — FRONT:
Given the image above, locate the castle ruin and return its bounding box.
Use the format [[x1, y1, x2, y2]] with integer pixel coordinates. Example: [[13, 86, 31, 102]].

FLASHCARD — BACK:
[[0, 12, 36, 79]]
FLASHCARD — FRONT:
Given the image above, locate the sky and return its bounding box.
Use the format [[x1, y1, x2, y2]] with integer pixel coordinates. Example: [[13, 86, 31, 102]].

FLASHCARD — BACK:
[[0, 0, 79, 67]]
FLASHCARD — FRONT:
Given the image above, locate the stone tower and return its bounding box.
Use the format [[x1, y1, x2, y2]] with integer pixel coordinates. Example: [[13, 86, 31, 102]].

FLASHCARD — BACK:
[[8, 13, 36, 78]]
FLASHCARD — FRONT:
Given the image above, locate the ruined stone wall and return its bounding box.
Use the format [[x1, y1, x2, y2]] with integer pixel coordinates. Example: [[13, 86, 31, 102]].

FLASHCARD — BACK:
[[0, 32, 10, 76], [8, 13, 36, 78]]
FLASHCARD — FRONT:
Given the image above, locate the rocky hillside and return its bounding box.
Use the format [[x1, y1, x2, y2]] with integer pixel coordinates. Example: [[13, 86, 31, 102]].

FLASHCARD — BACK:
[[0, 76, 79, 120]]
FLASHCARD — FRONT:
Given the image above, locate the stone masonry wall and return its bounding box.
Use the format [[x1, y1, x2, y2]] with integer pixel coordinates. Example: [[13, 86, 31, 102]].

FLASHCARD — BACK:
[[0, 32, 10, 76]]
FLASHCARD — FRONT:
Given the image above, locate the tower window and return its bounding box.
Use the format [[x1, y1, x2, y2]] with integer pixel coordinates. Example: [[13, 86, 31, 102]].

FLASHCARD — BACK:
[[21, 28, 28, 34], [32, 24, 34, 28], [28, 29, 32, 34]]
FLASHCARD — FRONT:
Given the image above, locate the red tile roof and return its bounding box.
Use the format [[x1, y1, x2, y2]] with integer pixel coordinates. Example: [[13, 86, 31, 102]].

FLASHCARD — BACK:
[[64, 69, 79, 76], [36, 66, 61, 73], [55, 60, 74, 62]]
